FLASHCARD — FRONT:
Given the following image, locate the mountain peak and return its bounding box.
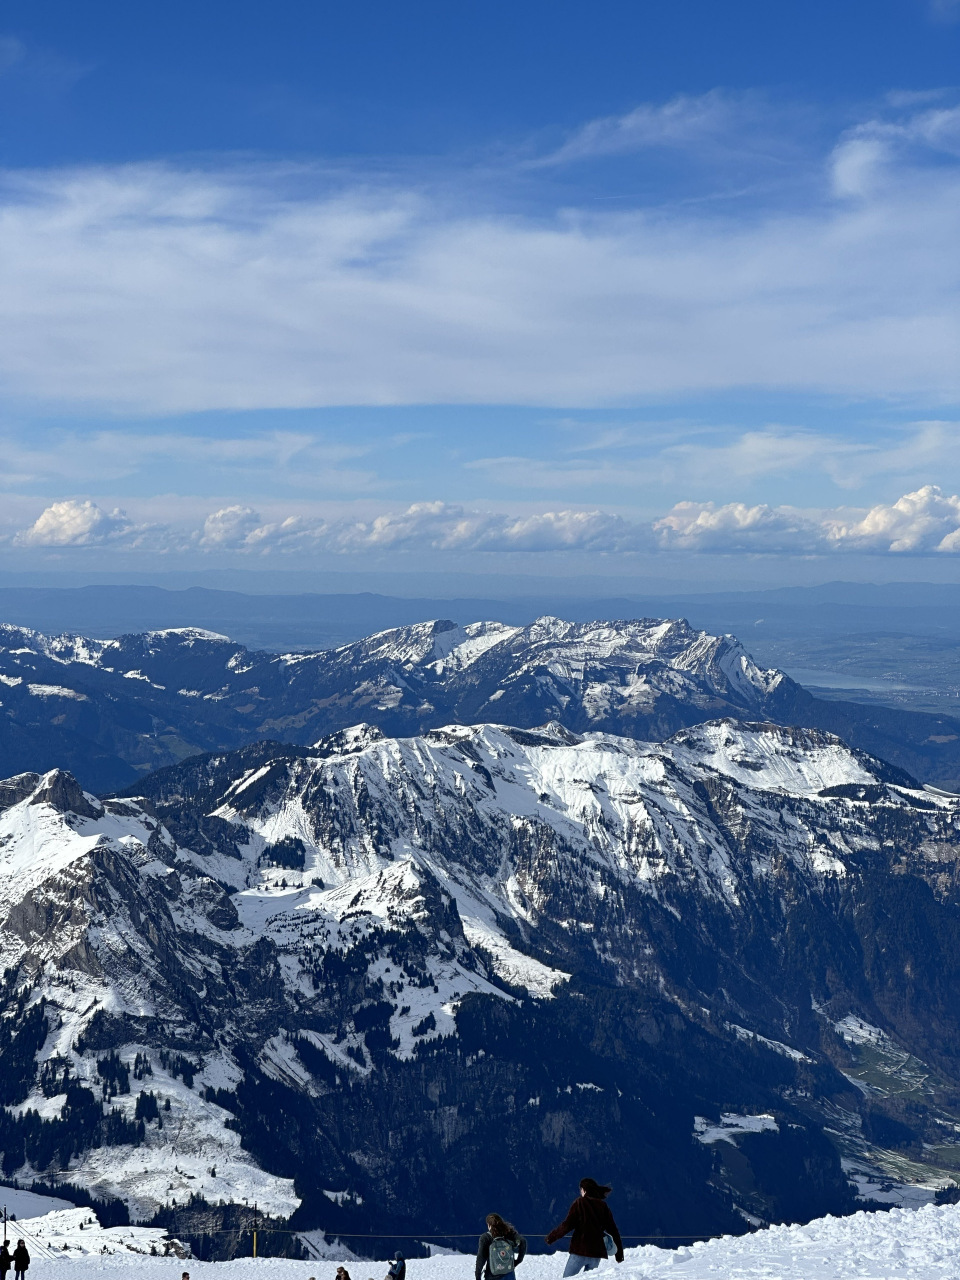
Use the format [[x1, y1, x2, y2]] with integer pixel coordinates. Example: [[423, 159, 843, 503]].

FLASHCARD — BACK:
[[27, 768, 102, 818], [141, 626, 232, 642]]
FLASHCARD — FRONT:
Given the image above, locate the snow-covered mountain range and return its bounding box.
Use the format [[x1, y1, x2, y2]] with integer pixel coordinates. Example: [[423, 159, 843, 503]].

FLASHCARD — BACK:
[[4, 715, 960, 1247], [2, 616, 959, 792]]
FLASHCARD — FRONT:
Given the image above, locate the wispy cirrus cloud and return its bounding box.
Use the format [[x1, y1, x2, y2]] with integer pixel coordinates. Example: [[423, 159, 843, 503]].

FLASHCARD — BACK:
[[927, 0, 960, 23], [0, 93, 958, 414], [830, 100, 960, 195], [533, 91, 764, 166], [468, 421, 960, 498], [0, 428, 380, 493], [0, 30, 91, 99]]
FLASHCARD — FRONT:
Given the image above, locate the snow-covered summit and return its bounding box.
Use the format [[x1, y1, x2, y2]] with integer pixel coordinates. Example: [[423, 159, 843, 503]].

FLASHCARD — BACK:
[[179, 717, 937, 918], [310, 613, 784, 717]]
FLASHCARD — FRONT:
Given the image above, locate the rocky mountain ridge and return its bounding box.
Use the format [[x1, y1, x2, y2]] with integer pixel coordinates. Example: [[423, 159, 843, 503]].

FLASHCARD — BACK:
[[2, 616, 960, 792], [4, 718, 960, 1243]]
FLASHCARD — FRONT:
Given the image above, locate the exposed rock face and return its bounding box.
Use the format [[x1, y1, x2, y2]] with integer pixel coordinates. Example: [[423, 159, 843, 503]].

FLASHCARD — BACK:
[[3, 724, 960, 1241]]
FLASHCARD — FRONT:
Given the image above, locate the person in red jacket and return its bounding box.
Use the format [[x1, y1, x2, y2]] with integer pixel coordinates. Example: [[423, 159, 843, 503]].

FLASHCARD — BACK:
[[545, 1178, 624, 1276]]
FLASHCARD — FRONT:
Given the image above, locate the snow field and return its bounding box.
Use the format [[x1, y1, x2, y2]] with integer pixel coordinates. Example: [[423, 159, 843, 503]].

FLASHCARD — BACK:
[[15, 1202, 960, 1280], [6, 1207, 170, 1262]]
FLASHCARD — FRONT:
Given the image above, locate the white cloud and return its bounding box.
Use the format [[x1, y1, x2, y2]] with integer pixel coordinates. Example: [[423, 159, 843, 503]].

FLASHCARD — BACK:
[[536, 91, 754, 165], [14, 487, 960, 559], [831, 138, 888, 198], [653, 501, 823, 554], [337, 503, 644, 553], [824, 485, 960, 552], [15, 499, 136, 547], [200, 505, 264, 547], [0, 96, 958, 412], [194, 501, 647, 555], [830, 103, 960, 199], [655, 486, 960, 555]]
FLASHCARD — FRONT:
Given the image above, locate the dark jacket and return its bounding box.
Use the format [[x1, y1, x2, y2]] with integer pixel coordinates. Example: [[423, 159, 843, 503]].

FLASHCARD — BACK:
[[475, 1229, 527, 1280], [0, 1246, 11, 1274], [11, 1247, 28, 1273], [386, 1261, 405, 1280], [545, 1195, 623, 1259]]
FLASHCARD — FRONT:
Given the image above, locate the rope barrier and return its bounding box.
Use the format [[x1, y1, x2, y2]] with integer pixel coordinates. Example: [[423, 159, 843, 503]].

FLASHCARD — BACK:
[[4, 1219, 68, 1264]]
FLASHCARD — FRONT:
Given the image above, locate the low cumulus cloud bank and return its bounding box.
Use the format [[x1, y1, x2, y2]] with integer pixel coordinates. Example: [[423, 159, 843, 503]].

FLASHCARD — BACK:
[[14, 488, 960, 557], [655, 486, 960, 554], [15, 499, 138, 547], [198, 502, 642, 554]]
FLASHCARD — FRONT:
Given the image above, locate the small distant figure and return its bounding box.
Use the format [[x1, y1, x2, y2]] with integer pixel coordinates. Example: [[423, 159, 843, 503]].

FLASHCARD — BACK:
[[385, 1254, 405, 1280], [476, 1214, 526, 1280], [0, 1240, 11, 1278], [545, 1178, 624, 1275], [12, 1239, 29, 1280], [336, 1267, 352, 1280]]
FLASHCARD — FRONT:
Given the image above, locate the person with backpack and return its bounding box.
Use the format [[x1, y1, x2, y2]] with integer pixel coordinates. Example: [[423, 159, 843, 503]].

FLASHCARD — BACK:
[[11, 1240, 29, 1280], [545, 1178, 624, 1275], [476, 1213, 527, 1280]]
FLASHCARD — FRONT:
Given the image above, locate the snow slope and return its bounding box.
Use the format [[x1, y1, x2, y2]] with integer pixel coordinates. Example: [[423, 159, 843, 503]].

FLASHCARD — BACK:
[[14, 1202, 960, 1280], [8, 1206, 173, 1261], [5, 718, 960, 1230]]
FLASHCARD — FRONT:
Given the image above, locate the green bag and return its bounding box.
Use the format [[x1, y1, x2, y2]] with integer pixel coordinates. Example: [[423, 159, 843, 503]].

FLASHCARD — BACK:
[[488, 1238, 517, 1276]]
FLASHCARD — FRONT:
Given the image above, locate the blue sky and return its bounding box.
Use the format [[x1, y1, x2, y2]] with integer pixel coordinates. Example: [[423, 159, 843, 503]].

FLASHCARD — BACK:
[[1, 1, 960, 584]]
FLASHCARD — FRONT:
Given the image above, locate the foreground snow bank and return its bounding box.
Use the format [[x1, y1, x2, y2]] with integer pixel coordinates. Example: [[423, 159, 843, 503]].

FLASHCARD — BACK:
[[13, 1202, 960, 1280]]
